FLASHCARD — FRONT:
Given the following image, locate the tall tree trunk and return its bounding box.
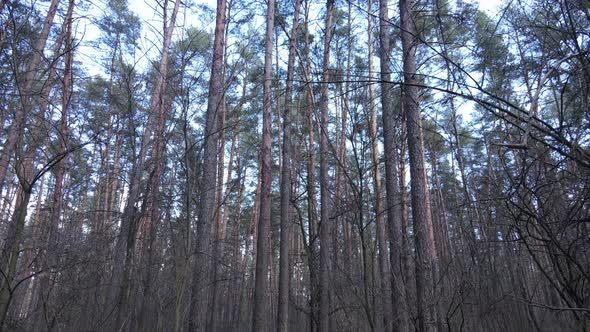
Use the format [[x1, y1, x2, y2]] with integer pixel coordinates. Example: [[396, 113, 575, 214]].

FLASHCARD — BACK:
[[2, 1, 71, 320], [228, 143, 244, 329], [0, 0, 61, 195], [367, 0, 392, 329], [399, 0, 439, 330], [12, 162, 45, 320], [278, 0, 301, 330], [302, 1, 320, 327], [252, 0, 274, 330], [111, 127, 148, 330], [172, 93, 194, 332], [332, 9, 351, 322], [109, 118, 123, 221], [92, 53, 116, 233], [0, 187, 31, 331], [240, 168, 261, 328], [36, 1, 74, 324], [399, 106, 414, 315], [47, 0, 73, 255], [379, 0, 409, 330], [208, 0, 233, 324], [318, 1, 334, 331], [111, 1, 180, 329], [188, 0, 225, 330], [0, 0, 72, 327]]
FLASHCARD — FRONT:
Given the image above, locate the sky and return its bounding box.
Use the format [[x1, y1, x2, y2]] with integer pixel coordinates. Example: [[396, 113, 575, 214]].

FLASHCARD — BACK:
[[476, 0, 503, 13], [77, 0, 504, 77]]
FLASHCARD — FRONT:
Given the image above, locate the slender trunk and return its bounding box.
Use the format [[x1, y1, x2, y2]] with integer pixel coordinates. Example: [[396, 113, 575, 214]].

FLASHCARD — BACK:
[[0, 188, 32, 330], [12, 164, 45, 319], [111, 37, 162, 332], [0, 0, 61, 194], [0, 0, 73, 327], [209, 56, 227, 332], [0, 176, 15, 218], [399, 107, 413, 308], [208, 1, 234, 322], [2, 0, 70, 317], [173, 97, 194, 332], [110, 0, 180, 324], [36, 2, 74, 322], [434, 0, 483, 248], [367, 0, 392, 329], [129, 1, 181, 328], [109, 118, 123, 219], [92, 59, 116, 232], [48, 0, 73, 246], [229, 146, 244, 328], [188, 0, 225, 330], [332, 9, 352, 323], [379, 1, 408, 330], [337, 4, 353, 300], [399, 0, 439, 330], [252, 0, 275, 329], [318, 2, 334, 331], [0, 0, 68, 302], [278, 0, 301, 330], [239, 169, 260, 329], [302, 2, 320, 327], [220, 129, 236, 239], [427, 142, 451, 263], [111, 118, 149, 330]]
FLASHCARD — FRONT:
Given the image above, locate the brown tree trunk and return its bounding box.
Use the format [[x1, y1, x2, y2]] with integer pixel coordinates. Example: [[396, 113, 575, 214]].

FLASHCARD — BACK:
[[38, 0, 74, 316], [211, 127, 236, 328], [49, 7, 74, 237], [208, 0, 234, 321], [399, 0, 439, 330], [188, 0, 225, 330], [367, 0, 392, 329], [110, 1, 181, 330], [379, 0, 409, 330], [2, 1, 71, 317], [302, 1, 320, 327], [220, 128, 236, 240], [228, 143, 244, 329], [0, 0, 61, 195], [427, 141, 452, 264], [91, 56, 116, 233], [109, 118, 123, 220], [318, 1, 334, 331], [399, 106, 415, 315], [0, 0, 73, 327], [138, 0, 180, 326], [12, 162, 45, 320], [251, 0, 275, 329], [278, 0, 301, 330], [0, 187, 31, 330]]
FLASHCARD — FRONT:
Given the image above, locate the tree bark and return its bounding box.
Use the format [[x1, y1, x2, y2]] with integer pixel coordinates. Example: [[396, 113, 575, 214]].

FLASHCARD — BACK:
[[251, 0, 275, 329], [35, 1, 74, 325], [399, 0, 439, 330], [0, 0, 72, 326], [318, 1, 334, 331], [302, 1, 320, 327], [379, 0, 409, 330], [367, 0, 392, 329], [188, 0, 225, 330], [0, 0, 61, 195], [278, 0, 301, 330]]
